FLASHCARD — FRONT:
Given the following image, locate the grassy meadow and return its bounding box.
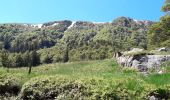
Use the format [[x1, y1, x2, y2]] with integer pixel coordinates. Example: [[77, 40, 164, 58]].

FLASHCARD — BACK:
[[0, 59, 170, 99]]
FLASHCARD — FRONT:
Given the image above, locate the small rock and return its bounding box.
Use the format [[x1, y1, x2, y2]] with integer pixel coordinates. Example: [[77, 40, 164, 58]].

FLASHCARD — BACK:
[[138, 64, 148, 72], [132, 60, 140, 68], [158, 70, 163, 74], [158, 47, 168, 52], [149, 96, 158, 100]]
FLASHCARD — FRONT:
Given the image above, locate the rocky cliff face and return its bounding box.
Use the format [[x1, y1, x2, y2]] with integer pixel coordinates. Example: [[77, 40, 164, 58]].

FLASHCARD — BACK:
[[112, 17, 154, 29], [116, 48, 170, 72]]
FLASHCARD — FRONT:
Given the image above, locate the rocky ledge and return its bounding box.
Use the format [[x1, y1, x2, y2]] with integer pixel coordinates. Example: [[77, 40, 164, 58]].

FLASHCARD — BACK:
[[115, 48, 170, 72]]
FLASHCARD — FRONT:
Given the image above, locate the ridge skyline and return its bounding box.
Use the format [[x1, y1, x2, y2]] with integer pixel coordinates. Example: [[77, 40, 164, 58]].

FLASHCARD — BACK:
[[0, 16, 154, 24]]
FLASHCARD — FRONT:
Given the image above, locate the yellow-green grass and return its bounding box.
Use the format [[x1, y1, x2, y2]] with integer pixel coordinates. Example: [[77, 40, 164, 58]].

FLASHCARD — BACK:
[[0, 59, 170, 99], [0, 59, 170, 87]]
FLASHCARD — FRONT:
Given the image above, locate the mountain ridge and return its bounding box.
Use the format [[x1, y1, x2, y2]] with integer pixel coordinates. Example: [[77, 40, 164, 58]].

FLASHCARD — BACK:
[[0, 16, 154, 66], [0, 16, 153, 24], [0, 17, 154, 29]]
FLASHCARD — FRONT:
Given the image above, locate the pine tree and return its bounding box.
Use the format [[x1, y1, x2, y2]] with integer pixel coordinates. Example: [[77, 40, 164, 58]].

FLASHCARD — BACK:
[[23, 51, 30, 67], [31, 50, 40, 66], [43, 55, 53, 64], [0, 49, 10, 72], [63, 45, 69, 62], [15, 53, 24, 67]]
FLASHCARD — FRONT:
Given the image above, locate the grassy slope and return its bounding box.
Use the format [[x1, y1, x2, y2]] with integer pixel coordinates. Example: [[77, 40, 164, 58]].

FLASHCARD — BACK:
[[0, 59, 134, 82], [0, 59, 169, 86], [0, 59, 170, 99]]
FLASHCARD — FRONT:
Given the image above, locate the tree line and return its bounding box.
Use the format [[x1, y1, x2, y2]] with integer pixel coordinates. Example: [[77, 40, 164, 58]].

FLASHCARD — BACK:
[[0, 50, 40, 68]]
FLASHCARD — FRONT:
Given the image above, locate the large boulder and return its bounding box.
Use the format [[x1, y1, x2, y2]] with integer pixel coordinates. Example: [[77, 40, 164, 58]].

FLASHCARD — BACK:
[[116, 49, 170, 72]]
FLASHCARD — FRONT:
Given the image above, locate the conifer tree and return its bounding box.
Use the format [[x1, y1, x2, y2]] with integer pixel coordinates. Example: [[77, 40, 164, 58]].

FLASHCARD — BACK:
[[0, 49, 10, 72], [63, 44, 69, 62], [28, 51, 40, 74]]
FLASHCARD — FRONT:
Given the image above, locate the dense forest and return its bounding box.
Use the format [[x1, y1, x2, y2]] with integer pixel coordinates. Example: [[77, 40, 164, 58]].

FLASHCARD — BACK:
[[0, 17, 154, 67]]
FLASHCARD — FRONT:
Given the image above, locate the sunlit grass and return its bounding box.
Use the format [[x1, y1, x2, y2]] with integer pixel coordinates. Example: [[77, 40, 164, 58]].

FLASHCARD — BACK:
[[144, 73, 170, 86], [0, 59, 170, 87]]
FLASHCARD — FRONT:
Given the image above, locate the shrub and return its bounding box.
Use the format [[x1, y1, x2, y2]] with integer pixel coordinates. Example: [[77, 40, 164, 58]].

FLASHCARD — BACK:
[[148, 88, 170, 99], [18, 75, 153, 100], [161, 61, 170, 72], [0, 74, 22, 95], [145, 85, 170, 100], [18, 76, 92, 100]]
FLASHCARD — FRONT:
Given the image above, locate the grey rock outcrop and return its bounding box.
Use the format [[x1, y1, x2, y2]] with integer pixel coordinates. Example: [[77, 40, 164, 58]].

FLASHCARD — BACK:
[[116, 50, 170, 72], [157, 47, 170, 52], [149, 96, 158, 100]]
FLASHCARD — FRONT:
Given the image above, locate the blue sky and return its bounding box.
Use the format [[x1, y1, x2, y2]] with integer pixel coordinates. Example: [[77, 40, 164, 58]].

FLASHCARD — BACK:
[[0, 0, 164, 23]]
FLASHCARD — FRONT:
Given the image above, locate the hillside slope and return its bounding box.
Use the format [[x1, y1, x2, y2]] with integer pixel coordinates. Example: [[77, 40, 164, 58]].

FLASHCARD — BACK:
[[0, 17, 154, 66], [0, 59, 170, 99]]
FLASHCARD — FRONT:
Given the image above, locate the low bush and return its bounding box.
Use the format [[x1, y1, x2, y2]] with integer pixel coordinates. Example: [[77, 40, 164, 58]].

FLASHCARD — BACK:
[[148, 88, 170, 99], [18, 75, 156, 100], [18, 76, 92, 100], [161, 61, 170, 72], [0, 74, 22, 96]]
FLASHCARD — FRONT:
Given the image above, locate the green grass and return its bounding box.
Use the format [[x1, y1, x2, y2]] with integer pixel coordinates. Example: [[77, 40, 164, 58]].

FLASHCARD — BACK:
[[1, 59, 170, 99], [0, 59, 170, 86], [0, 59, 133, 80], [144, 73, 170, 86], [0, 59, 170, 87]]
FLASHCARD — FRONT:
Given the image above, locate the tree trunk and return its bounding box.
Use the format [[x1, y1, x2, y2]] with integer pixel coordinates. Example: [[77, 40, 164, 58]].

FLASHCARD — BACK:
[[28, 64, 32, 75]]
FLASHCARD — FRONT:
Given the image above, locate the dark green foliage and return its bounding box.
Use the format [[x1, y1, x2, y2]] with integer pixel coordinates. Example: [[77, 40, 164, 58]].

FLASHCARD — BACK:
[[27, 51, 40, 74], [15, 53, 24, 67], [0, 18, 152, 66], [39, 46, 65, 63], [0, 59, 170, 99], [42, 54, 53, 64], [161, 61, 170, 72], [19, 76, 90, 100], [0, 74, 21, 95], [30, 51, 40, 66], [18, 75, 170, 100], [0, 50, 10, 68], [0, 51, 40, 68], [10, 30, 61, 52], [130, 31, 147, 49], [149, 88, 170, 100], [148, 0, 170, 49], [63, 45, 69, 62], [22, 51, 31, 67]]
